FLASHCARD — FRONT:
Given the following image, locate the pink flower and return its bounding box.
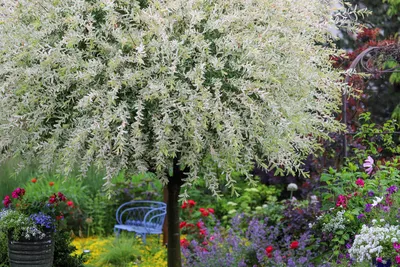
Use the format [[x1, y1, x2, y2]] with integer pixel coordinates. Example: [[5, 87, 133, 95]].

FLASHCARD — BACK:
[[2, 195, 11, 208], [394, 242, 400, 252], [395, 255, 400, 264], [376, 257, 382, 263], [11, 188, 25, 199], [355, 178, 365, 187], [336, 195, 347, 208], [363, 156, 374, 175], [67, 201, 74, 207]]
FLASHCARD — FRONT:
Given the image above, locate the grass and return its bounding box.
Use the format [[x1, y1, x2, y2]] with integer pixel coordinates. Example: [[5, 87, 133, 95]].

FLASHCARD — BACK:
[[71, 234, 167, 267]]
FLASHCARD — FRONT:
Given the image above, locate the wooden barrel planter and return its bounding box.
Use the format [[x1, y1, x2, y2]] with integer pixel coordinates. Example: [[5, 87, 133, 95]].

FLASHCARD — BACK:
[[8, 233, 54, 267]]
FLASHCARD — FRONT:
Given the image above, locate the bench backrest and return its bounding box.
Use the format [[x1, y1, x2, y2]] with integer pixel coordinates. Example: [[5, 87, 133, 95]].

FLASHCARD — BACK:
[[116, 201, 167, 232]]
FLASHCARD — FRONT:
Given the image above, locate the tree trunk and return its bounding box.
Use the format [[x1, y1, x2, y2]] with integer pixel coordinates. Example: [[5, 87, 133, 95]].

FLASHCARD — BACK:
[[167, 157, 186, 267], [163, 186, 168, 245]]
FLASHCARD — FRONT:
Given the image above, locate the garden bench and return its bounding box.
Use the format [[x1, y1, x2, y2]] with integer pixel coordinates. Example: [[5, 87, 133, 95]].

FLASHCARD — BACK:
[[114, 200, 167, 243]]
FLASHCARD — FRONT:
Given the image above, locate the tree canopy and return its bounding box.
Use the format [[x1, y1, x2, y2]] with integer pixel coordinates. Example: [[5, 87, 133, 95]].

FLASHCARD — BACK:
[[0, 0, 354, 196]]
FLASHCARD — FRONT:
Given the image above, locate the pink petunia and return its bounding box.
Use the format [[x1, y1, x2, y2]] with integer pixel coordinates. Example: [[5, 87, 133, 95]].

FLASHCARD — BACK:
[[363, 156, 374, 175], [355, 178, 365, 187]]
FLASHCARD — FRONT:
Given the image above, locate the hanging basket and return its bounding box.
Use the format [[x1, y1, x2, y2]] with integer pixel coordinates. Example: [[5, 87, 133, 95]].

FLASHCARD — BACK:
[[8, 232, 55, 267]]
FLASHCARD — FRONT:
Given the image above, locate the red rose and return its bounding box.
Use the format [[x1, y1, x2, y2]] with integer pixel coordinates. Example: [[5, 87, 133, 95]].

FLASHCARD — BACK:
[[67, 201, 74, 207], [196, 221, 204, 229], [207, 208, 215, 214], [290, 241, 299, 249], [188, 200, 196, 207], [201, 210, 209, 217], [199, 208, 205, 212], [179, 221, 187, 229], [180, 238, 189, 248], [181, 202, 188, 209], [265, 246, 273, 254]]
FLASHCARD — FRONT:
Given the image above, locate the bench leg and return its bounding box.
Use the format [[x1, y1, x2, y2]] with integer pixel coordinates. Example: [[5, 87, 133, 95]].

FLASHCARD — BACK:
[[114, 228, 121, 238], [142, 234, 146, 244]]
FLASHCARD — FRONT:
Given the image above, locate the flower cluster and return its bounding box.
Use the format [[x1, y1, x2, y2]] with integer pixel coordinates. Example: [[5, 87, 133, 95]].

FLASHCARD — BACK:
[[0, 183, 75, 240], [321, 210, 346, 233], [349, 223, 400, 263], [11, 188, 26, 199], [180, 200, 216, 251], [30, 212, 54, 229]]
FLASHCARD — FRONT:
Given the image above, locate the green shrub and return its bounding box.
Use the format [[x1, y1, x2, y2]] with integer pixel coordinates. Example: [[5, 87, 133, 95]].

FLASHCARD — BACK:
[[53, 231, 86, 267]]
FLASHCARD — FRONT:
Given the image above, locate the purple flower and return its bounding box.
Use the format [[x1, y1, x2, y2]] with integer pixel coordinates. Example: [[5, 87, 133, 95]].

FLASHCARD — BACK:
[[381, 206, 390, 213], [368, 191, 375, 197], [357, 213, 365, 219], [346, 243, 352, 249], [365, 203, 373, 213], [386, 185, 398, 194], [363, 156, 374, 175]]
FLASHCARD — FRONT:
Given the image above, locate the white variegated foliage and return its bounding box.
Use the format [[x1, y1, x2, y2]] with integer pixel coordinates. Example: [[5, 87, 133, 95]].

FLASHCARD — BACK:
[[0, 0, 355, 196]]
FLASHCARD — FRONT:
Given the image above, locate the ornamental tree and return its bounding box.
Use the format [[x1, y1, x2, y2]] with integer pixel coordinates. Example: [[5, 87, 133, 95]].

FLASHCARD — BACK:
[[1, 0, 358, 266]]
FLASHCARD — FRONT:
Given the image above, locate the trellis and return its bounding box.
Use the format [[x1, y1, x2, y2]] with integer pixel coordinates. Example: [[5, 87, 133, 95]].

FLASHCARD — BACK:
[[342, 45, 400, 158]]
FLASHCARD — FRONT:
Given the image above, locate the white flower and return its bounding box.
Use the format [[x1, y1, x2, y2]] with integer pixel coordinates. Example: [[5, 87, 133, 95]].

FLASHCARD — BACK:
[[287, 183, 298, 191], [310, 195, 318, 204], [372, 197, 383, 207]]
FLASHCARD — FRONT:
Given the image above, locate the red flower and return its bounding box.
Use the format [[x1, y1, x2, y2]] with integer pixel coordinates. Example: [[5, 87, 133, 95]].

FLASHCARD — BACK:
[[201, 210, 209, 217], [67, 201, 74, 207], [49, 182, 55, 187], [265, 246, 273, 254], [355, 178, 365, 187], [179, 221, 187, 229], [188, 200, 196, 207], [49, 194, 57, 204], [207, 208, 215, 214], [199, 228, 207, 236], [186, 223, 195, 229], [31, 178, 37, 183], [180, 238, 189, 248], [181, 202, 188, 209], [202, 241, 208, 246], [290, 241, 299, 249], [199, 208, 209, 216], [196, 221, 204, 229], [267, 253, 273, 258]]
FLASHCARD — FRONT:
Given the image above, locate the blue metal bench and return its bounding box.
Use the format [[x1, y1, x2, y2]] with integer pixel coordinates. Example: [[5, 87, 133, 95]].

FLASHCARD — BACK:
[[114, 200, 167, 243]]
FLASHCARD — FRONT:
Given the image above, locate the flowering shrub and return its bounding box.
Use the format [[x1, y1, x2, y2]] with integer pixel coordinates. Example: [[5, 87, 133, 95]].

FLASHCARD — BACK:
[[180, 200, 215, 247]]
